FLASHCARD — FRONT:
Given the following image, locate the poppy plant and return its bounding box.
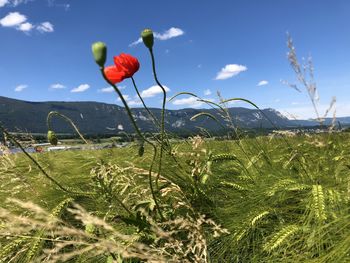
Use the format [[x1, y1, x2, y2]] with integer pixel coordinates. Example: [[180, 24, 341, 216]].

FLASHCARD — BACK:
[[104, 53, 140, 84]]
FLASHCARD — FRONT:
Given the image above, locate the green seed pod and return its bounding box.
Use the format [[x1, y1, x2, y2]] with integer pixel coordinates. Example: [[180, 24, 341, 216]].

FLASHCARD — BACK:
[[47, 130, 58, 146], [91, 41, 107, 67], [138, 143, 145, 157], [141, 29, 154, 49], [85, 223, 96, 235]]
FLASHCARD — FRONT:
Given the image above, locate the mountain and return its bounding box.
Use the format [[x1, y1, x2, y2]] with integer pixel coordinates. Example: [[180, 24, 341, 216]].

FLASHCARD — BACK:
[[0, 96, 346, 135]]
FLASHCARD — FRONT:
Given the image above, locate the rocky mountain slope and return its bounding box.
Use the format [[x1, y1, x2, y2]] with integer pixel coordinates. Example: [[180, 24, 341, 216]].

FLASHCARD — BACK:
[[0, 96, 346, 135]]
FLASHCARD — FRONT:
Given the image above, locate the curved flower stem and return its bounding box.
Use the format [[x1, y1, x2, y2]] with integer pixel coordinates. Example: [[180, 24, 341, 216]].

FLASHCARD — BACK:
[[131, 77, 175, 164], [46, 111, 89, 144], [100, 68, 164, 220], [131, 77, 160, 129], [148, 48, 168, 188], [0, 124, 93, 197], [112, 195, 133, 216], [132, 76, 174, 148]]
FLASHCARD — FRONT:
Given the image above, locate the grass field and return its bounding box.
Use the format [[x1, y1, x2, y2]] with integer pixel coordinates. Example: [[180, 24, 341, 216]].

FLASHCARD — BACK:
[[0, 131, 349, 262]]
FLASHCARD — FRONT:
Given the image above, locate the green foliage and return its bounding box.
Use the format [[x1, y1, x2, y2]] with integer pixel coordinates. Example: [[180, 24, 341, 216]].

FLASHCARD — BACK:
[[1, 132, 349, 262], [263, 225, 301, 252], [0, 30, 349, 262], [0, 197, 73, 262], [205, 133, 350, 262]]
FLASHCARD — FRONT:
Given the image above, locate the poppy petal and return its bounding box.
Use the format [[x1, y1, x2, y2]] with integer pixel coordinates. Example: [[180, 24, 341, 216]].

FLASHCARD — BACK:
[[104, 65, 126, 84], [114, 55, 129, 74], [123, 55, 139, 76], [113, 53, 140, 78], [121, 54, 133, 68], [119, 54, 134, 72], [125, 55, 139, 72]]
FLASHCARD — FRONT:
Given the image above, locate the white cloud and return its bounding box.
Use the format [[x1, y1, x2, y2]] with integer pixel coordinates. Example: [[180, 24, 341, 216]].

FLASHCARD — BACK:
[[172, 96, 204, 108], [129, 38, 142, 46], [37, 21, 54, 33], [277, 102, 350, 120], [99, 85, 125, 93], [140, 85, 170, 98], [215, 64, 247, 80], [130, 27, 184, 47], [14, 84, 27, 92], [0, 0, 8, 7], [18, 22, 33, 31], [117, 94, 130, 101], [0, 0, 31, 7], [117, 94, 142, 106], [99, 87, 114, 93], [204, 89, 211, 96], [0, 12, 53, 34], [226, 100, 242, 106], [71, 84, 90, 93], [154, 27, 184, 40], [10, 0, 31, 6], [0, 12, 27, 27], [48, 0, 70, 10], [277, 106, 321, 120], [50, 83, 66, 89], [257, 80, 268, 86], [128, 99, 142, 106]]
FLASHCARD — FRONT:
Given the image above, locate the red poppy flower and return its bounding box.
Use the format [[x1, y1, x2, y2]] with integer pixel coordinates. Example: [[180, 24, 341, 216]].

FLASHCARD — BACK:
[[104, 53, 140, 84], [114, 53, 140, 78], [104, 66, 126, 84]]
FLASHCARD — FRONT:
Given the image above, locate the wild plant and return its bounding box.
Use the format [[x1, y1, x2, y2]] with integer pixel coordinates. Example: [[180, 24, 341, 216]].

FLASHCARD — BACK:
[[0, 166, 229, 262], [285, 34, 337, 126], [46, 111, 89, 145], [0, 28, 230, 262], [0, 30, 349, 263], [202, 38, 350, 262]]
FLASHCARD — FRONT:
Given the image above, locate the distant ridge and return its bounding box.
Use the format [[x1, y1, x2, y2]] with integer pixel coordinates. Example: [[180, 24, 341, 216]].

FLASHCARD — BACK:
[[0, 96, 349, 135]]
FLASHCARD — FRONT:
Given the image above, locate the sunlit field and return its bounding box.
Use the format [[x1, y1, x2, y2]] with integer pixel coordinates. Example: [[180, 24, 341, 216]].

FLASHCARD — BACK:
[[1, 1, 350, 261], [1, 131, 350, 262]]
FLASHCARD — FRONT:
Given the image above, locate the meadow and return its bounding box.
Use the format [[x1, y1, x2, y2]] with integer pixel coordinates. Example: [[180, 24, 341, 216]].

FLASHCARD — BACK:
[[0, 29, 349, 262], [0, 131, 349, 262]]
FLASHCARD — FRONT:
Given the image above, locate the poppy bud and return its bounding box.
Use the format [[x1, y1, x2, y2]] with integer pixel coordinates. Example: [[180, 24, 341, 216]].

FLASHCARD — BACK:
[[141, 29, 154, 49], [47, 130, 58, 146], [92, 42, 107, 67], [138, 143, 145, 157]]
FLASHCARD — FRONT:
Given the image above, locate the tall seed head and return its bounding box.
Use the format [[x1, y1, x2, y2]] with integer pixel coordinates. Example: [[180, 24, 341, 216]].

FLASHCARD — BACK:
[[91, 42, 107, 67], [141, 29, 154, 49]]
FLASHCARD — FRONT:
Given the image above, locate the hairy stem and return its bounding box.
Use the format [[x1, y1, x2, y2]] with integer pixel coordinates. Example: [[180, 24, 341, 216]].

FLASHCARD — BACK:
[[131, 77, 160, 129], [99, 68, 163, 220], [149, 48, 167, 188]]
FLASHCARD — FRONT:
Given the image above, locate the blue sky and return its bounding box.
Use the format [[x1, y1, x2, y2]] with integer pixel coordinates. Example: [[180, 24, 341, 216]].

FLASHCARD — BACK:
[[1, 0, 350, 119]]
